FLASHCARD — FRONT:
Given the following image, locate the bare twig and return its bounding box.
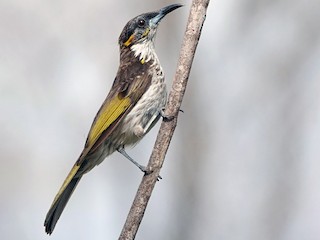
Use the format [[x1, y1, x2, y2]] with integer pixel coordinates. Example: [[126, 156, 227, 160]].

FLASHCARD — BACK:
[[118, 0, 210, 239]]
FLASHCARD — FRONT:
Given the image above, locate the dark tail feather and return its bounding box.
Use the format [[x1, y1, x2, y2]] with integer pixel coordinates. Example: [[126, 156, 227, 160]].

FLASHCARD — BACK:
[[44, 176, 82, 234]]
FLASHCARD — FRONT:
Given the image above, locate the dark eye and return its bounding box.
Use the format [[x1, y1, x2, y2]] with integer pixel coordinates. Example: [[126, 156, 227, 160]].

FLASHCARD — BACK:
[[138, 19, 145, 27]]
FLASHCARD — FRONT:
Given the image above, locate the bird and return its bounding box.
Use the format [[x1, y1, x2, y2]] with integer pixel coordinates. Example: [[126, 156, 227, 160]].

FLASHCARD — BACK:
[[44, 3, 182, 234]]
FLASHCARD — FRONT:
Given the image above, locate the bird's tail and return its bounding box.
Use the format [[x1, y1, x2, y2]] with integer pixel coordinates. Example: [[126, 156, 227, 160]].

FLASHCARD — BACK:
[[44, 164, 82, 234]]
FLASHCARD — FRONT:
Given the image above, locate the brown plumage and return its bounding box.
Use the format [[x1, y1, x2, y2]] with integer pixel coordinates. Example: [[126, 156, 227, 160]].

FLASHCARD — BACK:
[[44, 4, 182, 234]]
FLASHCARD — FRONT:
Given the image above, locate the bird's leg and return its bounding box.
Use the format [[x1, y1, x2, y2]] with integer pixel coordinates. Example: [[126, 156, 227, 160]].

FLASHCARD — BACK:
[[117, 146, 146, 172], [117, 146, 162, 181]]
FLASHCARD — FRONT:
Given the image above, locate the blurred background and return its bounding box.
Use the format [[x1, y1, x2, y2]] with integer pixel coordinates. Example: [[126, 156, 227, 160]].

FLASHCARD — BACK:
[[1, 0, 320, 239]]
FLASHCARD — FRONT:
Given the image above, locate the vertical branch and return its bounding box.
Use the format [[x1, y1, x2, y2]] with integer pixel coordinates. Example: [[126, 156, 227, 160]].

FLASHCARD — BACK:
[[118, 0, 211, 239]]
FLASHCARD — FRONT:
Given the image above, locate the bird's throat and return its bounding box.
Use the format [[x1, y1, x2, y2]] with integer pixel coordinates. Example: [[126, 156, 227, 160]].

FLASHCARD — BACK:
[[131, 40, 156, 64]]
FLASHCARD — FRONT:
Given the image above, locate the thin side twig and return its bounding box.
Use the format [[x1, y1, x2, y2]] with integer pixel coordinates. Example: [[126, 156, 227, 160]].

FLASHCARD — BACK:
[[118, 0, 210, 239]]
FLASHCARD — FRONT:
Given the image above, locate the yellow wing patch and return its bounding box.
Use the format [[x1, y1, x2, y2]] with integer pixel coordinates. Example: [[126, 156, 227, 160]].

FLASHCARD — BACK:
[[87, 95, 131, 148]]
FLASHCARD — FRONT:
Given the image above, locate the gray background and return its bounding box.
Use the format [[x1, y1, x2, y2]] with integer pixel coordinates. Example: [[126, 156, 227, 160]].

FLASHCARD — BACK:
[[1, 0, 319, 239]]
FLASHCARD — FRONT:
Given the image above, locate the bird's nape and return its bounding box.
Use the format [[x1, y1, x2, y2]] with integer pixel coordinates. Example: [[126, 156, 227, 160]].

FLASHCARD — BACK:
[[44, 4, 182, 234]]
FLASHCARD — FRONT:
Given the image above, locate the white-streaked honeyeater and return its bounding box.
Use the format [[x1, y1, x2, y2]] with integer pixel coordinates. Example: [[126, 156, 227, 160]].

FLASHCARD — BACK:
[[44, 4, 182, 234]]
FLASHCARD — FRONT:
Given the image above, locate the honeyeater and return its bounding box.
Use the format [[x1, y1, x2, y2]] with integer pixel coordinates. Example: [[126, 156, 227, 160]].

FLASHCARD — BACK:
[[44, 4, 182, 234]]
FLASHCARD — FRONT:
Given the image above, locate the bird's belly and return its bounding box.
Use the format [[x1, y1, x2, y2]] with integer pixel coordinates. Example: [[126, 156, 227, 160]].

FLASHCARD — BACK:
[[119, 80, 167, 145], [89, 79, 166, 167], [90, 74, 167, 169]]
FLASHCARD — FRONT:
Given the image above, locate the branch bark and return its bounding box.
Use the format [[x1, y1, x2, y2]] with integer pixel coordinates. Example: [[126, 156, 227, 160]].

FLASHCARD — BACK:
[[118, 0, 210, 239]]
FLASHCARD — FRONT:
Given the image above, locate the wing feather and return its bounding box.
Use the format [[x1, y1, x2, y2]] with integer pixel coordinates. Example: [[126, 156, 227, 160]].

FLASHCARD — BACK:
[[87, 95, 131, 148], [77, 54, 153, 164]]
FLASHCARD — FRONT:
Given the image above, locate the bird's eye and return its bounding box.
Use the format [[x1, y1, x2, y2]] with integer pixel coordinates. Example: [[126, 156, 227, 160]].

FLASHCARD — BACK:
[[138, 19, 145, 27]]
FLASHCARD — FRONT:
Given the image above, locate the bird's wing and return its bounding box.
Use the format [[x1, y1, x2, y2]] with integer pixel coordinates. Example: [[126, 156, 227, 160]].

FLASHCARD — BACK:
[[44, 65, 153, 231], [77, 60, 153, 165]]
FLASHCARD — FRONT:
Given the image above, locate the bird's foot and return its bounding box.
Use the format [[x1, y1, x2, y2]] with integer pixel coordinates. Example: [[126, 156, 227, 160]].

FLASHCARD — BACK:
[[160, 108, 174, 121], [143, 168, 162, 181], [160, 108, 184, 121], [117, 146, 162, 181]]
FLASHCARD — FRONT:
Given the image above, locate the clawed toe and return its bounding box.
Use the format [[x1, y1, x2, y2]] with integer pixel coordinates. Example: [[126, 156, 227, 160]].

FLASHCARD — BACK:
[[143, 168, 162, 181]]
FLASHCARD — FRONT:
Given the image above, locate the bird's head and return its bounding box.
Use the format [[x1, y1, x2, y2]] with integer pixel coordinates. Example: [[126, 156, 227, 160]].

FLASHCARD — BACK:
[[119, 4, 182, 48]]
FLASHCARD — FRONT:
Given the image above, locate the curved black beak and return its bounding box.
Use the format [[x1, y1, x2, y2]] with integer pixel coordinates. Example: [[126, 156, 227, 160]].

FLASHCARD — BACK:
[[150, 4, 183, 26]]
